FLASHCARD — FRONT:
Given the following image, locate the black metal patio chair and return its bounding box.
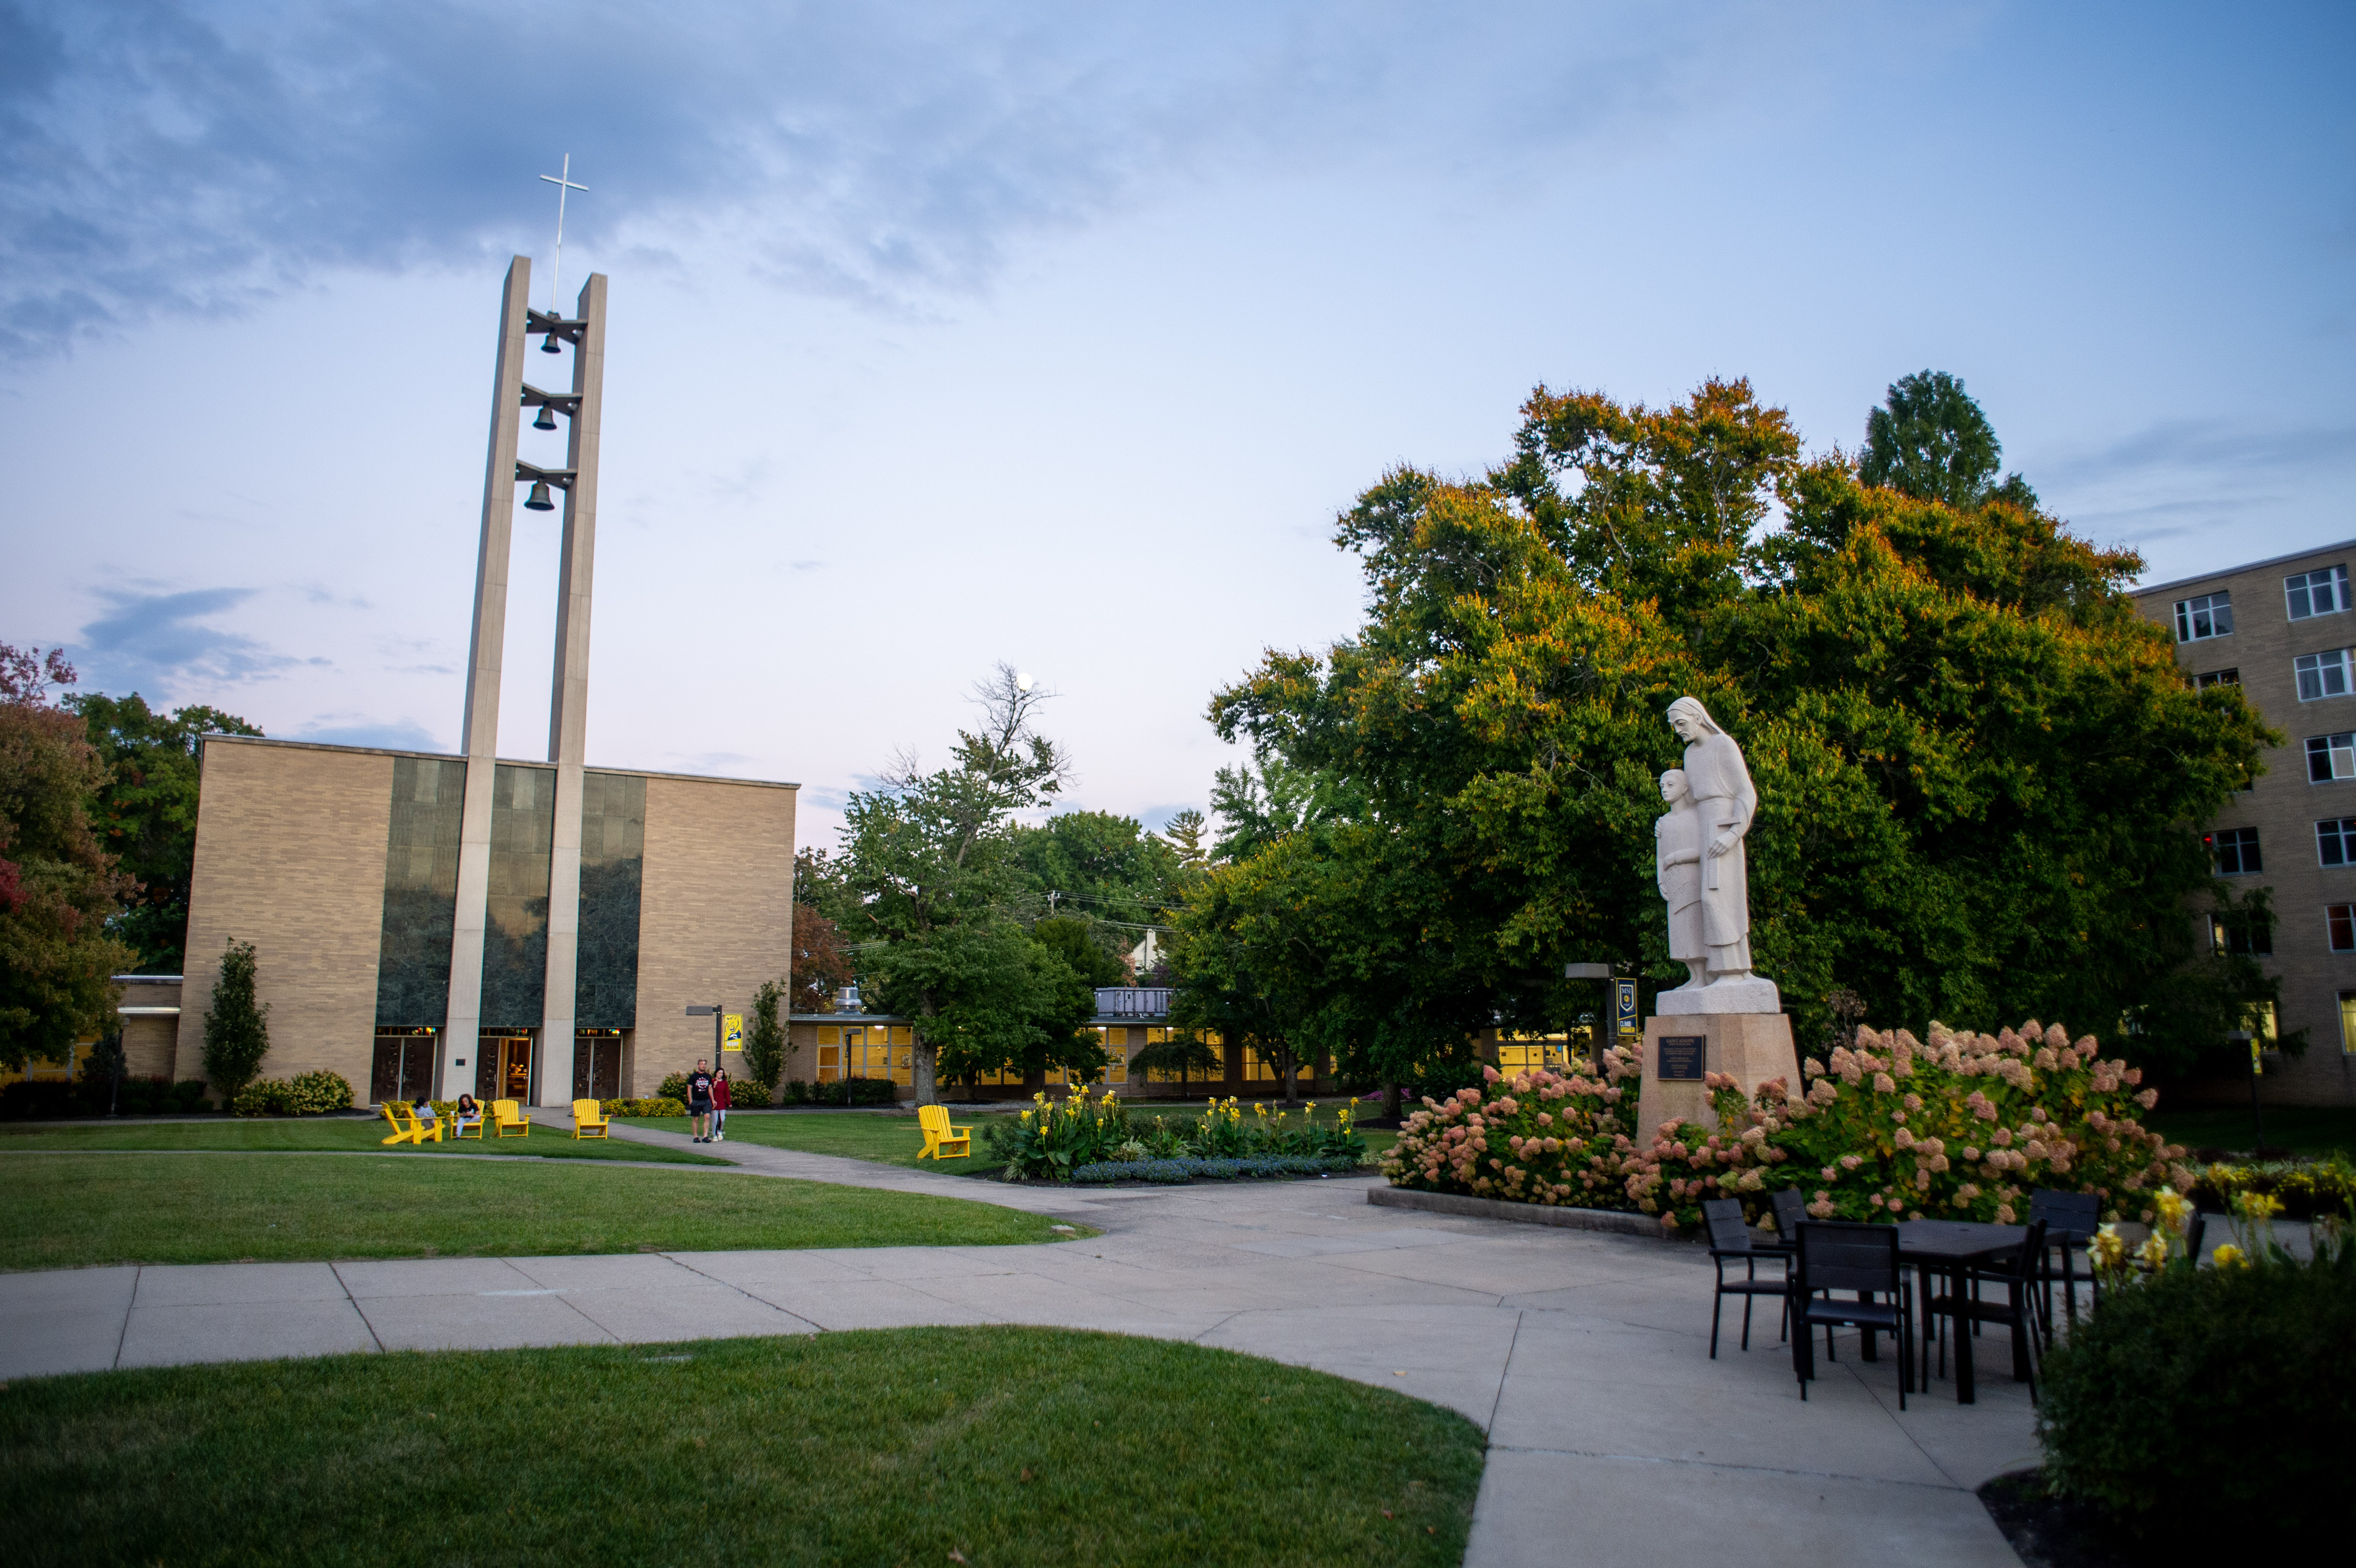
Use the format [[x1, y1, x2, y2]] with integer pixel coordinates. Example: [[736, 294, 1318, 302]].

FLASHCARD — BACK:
[[1762, 1187, 1808, 1257], [1791, 1221, 1914, 1409], [2027, 1189, 2101, 1340], [1927, 1219, 2046, 1401], [1702, 1197, 1791, 1357]]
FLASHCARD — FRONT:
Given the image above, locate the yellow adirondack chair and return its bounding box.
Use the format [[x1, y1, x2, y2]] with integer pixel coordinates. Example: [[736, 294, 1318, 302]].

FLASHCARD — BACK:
[[572, 1098, 611, 1139], [452, 1105, 484, 1140], [491, 1099, 532, 1138], [378, 1102, 442, 1145], [916, 1103, 972, 1161]]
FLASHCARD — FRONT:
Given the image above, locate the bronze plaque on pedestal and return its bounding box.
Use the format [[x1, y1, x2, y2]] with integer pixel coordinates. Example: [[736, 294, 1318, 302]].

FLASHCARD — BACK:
[[1656, 1035, 1706, 1081]]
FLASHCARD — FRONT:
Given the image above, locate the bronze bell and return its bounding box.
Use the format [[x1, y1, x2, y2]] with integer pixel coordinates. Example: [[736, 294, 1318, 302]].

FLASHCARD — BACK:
[[524, 480, 555, 512]]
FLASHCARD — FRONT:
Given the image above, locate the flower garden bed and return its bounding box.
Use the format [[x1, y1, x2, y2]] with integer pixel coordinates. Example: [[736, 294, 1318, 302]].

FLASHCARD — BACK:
[[986, 1090, 1369, 1182], [1067, 1154, 1366, 1185], [1385, 1019, 2192, 1230]]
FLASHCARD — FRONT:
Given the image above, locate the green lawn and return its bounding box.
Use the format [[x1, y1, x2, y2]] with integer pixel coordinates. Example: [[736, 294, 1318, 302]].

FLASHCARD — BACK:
[[2147, 1105, 2356, 1161], [0, 1153, 1080, 1272], [0, 1117, 726, 1164], [0, 1327, 1482, 1568], [686, 1106, 1398, 1173]]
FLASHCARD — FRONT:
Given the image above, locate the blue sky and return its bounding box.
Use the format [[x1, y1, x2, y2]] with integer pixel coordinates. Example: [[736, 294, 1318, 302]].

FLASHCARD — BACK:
[[3, 1, 2350, 846]]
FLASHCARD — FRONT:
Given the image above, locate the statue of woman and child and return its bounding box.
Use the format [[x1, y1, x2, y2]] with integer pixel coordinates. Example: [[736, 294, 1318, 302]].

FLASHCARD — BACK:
[[1654, 696, 1774, 1006]]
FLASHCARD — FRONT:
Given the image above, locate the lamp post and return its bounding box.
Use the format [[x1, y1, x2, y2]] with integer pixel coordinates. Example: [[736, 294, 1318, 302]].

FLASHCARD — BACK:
[[685, 1004, 721, 1063]]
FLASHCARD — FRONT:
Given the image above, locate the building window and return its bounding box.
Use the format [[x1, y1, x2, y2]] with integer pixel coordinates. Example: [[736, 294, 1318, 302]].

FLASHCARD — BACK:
[[2340, 992, 2356, 1054], [2174, 592, 2234, 642], [2287, 565, 2351, 621], [2332, 905, 2356, 953], [2205, 827, 2262, 875], [1243, 1047, 1313, 1083], [1496, 1033, 1572, 1074], [1141, 1026, 1222, 1082], [2211, 912, 2273, 956], [2309, 734, 2356, 783], [2194, 668, 2240, 690], [2297, 649, 2354, 701], [2322, 818, 2356, 867]]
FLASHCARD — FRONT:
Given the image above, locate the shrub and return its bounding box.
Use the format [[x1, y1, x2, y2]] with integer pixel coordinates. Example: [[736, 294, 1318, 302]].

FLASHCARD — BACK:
[[774, 1078, 898, 1108], [601, 1097, 686, 1118], [1384, 1019, 2191, 1232], [2037, 1224, 2355, 1535], [98, 1078, 210, 1116], [2192, 1156, 2356, 1220], [657, 1072, 690, 1103], [287, 1070, 354, 1115], [0, 1081, 77, 1120], [232, 1079, 295, 1117], [200, 938, 271, 1100]]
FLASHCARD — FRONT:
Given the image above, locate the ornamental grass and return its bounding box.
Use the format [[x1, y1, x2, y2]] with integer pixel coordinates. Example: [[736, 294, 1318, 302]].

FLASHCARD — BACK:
[[1383, 1019, 2192, 1231]]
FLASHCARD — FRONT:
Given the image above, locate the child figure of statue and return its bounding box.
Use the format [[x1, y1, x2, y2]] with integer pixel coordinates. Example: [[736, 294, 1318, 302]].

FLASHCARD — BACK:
[[1655, 768, 1707, 989]]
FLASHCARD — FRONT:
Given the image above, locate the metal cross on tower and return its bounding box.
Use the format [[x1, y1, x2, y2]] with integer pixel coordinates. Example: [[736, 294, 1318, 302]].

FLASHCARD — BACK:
[[539, 154, 589, 318]]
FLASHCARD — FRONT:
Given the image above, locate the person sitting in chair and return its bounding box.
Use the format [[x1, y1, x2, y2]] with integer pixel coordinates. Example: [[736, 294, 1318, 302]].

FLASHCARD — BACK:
[[453, 1093, 481, 1136], [412, 1096, 438, 1133]]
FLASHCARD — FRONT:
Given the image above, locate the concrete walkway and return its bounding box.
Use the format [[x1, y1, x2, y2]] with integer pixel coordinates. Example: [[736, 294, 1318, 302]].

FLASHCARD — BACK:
[[3, 1118, 2031, 1567]]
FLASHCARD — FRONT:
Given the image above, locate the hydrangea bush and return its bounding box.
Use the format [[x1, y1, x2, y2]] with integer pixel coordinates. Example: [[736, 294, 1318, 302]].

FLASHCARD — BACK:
[[1384, 1019, 2193, 1232]]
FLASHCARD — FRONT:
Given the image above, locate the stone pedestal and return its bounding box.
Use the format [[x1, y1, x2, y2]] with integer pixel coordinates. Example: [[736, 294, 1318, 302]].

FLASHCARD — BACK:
[[1637, 1012, 1800, 1137]]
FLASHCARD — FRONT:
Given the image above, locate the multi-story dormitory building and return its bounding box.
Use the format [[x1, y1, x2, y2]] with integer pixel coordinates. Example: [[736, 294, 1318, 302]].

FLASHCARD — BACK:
[[2135, 540, 2356, 1106]]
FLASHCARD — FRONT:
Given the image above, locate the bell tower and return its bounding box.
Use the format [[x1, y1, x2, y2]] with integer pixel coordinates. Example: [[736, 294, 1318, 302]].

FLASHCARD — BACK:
[[438, 256, 610, 1106]]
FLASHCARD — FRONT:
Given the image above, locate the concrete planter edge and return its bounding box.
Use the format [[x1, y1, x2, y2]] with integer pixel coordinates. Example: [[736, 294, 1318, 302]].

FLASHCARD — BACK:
[[1366, 1184, 1667, 1238]]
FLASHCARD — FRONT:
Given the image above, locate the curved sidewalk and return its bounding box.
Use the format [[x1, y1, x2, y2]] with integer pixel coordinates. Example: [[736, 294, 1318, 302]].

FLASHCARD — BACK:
[[1, 1120, 2030, 1567]]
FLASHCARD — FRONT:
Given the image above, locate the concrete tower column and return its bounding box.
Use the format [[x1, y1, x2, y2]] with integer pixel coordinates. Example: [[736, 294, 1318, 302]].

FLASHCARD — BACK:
[[539, 272, 607, 1107], [439, 256, 533, 1099]]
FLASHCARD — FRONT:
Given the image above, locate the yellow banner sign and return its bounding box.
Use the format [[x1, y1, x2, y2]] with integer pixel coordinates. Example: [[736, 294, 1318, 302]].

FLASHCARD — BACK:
[[723, 1013, 744, 1052]]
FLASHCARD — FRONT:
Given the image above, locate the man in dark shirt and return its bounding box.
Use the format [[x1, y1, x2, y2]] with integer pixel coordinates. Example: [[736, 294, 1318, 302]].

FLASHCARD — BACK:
[[686, 1059, 716, 1142]]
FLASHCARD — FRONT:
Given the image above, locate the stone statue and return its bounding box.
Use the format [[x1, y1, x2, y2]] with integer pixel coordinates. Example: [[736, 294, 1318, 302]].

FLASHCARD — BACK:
[[1660, 697, 1773, 1008], [1655, 769, 1707, 986]]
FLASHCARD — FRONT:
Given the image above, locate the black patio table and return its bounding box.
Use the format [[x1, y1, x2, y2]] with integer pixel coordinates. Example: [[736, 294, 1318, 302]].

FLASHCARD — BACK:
[[1894, 1219, 2029, 1404]]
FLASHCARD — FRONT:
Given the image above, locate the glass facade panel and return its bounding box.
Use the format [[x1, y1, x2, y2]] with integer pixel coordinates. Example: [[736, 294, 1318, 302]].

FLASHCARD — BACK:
[[575, 771, 646, 1028], [480, 764, 556, 1028], [374, 757, 465, 1026]]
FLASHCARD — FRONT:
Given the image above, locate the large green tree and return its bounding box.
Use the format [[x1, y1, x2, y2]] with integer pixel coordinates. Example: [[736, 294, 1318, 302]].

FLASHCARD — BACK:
[[1008, 809, 1183, 969], [68, 691, 262, 972], [837, 666, 1102, 1103], [0, 645, 136, 1068], [1860, 369, 2037, 512], [1207, 378, 2276, 1077]]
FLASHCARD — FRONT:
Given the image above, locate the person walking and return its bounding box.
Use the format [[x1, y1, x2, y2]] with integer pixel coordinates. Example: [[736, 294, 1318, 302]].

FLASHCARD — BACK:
[[710, 1070, 732, 1143], [686, 1059, 716, 1142]]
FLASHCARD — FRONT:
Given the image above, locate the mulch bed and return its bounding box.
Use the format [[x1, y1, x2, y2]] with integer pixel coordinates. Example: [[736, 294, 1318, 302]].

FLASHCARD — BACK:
[[1978, 1471, 2172, 1568]]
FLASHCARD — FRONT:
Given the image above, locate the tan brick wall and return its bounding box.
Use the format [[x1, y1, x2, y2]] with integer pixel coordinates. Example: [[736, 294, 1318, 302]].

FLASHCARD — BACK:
[[2137, 542, 2356, 1106], [632, 775, 796, 1095], [175, 739, 392, 1092], [117, 977, 185, 1078]]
